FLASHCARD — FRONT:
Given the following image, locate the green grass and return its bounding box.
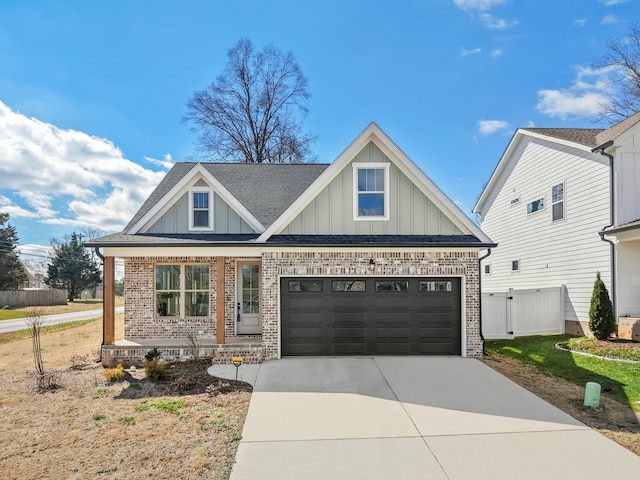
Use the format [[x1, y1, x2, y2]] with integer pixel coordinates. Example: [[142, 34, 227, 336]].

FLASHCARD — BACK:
[[0, 309, 28, 320], [0, 318, 97, 345], [486, 335, 640, 411]]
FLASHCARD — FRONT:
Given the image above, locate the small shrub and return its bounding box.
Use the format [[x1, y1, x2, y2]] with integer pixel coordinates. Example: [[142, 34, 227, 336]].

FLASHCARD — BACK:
[[145, 359, 168, 381], [145, 347, 161, 362], [119, 415, 135, 424], [93, 414, 106, 421], [232, 434, 242, 442], [70, 353, 91, 370], [135, 402, 150, 412], [93, 387, 108, 399], [589, 272, 615, 340], [103, 364, 125, 383]]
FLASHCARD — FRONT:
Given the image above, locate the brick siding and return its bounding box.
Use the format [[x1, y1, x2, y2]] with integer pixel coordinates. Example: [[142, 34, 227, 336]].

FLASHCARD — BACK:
[[122, 250, 482, 360]]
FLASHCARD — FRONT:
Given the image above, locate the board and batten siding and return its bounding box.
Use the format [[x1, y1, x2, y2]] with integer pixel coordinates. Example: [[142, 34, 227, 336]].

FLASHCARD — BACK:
[[280, 142, 464, 236], [145, 192, 255, 234], [615, 124, 640, 226], [617, 241, 640, 317], [479, 136, 611, 324]]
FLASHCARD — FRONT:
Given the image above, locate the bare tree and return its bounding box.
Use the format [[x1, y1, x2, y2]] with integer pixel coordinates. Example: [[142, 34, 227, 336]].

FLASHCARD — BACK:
[[24, 305, 57, 390], [184, 38, 314, 163], [593, 23, 640, 124]]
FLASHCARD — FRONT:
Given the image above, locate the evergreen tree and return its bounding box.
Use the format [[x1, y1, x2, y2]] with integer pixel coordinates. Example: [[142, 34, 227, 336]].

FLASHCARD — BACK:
[[0, 212, 28, 290], [45, 233, 101, 302], [588, 272, 615, 341]]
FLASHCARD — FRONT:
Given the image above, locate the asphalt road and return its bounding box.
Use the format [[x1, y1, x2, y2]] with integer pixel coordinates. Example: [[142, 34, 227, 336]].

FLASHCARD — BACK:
[[0, 306, 124, 334]]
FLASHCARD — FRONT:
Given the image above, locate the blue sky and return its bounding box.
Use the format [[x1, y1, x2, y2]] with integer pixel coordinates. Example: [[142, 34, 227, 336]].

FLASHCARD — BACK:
[[0, 0, 637, 261]]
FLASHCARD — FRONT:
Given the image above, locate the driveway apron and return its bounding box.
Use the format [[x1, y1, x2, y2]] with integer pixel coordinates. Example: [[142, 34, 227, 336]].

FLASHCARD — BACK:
[[229, 357, 640, 480]]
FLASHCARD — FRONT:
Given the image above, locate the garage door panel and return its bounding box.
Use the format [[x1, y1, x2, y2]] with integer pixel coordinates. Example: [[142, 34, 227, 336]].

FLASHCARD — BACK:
[[281, 277, 461, 356]]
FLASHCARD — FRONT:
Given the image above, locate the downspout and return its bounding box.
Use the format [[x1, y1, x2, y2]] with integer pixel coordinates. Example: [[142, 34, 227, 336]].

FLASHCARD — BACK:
[[478, 248, 492, 355], [94, 247, 105, 361], [593, 141, 617, 325]]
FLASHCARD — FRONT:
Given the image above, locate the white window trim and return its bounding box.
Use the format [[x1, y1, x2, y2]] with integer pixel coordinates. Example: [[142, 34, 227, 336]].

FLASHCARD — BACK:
[[511, 258, 521, 273], [551, 181, 565, 223], [526, 196, 545, 216], [155, 263, 210, 318], [352, 162, 390, 221], [188, 187, 214, 231]]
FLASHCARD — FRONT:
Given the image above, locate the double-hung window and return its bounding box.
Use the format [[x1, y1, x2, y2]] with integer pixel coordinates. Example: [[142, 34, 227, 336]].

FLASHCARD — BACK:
[[156, 264, 210, 317], [551, 183, 564, 221], [353, 163, 390, 220], [189, 188, 213, 231]]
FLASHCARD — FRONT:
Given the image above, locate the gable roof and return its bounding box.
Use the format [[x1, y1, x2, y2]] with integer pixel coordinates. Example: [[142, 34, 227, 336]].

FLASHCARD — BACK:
[[475, 113, 640, 214], [257, 122, 492, 243], [125, 162, 329, 233]]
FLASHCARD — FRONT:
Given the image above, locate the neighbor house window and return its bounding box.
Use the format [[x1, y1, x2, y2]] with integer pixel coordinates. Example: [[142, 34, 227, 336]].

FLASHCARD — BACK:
[[552, 183, 564, 221], [511, 260, 520, 272], [527, 198, 544, 214], [156, 264, 209, 317], [484, 264, 491, 275], [189, 188, 213, 230], [353, 163, 390, 220]]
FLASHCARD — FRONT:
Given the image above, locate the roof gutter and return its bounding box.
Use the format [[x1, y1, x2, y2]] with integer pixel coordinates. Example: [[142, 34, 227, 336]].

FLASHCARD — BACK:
[[478, 248, 492, 355], [592, 140, 617, 323]]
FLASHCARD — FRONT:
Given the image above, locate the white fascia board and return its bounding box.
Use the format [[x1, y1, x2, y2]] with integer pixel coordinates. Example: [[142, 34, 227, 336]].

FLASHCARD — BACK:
[[256, 122, 383, 242], [127, 164, 265, 234], [474, 129, 595, 214]]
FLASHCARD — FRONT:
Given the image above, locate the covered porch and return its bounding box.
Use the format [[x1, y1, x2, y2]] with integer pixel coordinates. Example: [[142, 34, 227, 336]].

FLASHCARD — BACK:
[[100, 254, 266, 366]]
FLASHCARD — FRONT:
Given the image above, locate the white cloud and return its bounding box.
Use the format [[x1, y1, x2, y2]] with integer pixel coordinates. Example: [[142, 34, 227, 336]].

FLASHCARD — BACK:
[[536, 66, 614, 120], [598, 0, 628, 5], [572, 19, 586, 27], [453, 0, 508, 11], [0, 100, 168, 232], [602, 14, 618, 24], [479, 13, 518, 30], [478, 119, 510, 135], [144, 153, 175, 170], [461, 47, 482, 56], [491, 49, 503, 58]]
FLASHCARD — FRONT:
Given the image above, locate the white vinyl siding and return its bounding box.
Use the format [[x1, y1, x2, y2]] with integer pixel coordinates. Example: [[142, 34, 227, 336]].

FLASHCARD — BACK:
[[615, 148, 640, 226], [478, 136, 611, 324]]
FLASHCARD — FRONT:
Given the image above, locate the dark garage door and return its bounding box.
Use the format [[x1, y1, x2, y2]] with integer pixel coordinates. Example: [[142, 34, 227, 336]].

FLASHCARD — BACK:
[[281, 277, 461, 356]]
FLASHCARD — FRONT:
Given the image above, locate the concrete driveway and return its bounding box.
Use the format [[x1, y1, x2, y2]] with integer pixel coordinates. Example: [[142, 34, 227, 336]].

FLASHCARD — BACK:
[[224, 357, 640, 480]]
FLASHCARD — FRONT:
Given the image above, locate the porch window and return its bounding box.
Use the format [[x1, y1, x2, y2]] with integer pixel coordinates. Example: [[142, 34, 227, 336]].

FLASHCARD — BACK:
[[156, 264, 210, 317], [353, 163, 390, 220]]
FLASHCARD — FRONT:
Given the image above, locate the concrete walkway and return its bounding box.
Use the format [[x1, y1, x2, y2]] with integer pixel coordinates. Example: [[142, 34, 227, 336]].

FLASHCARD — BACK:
[[223, 357, 640, 480]]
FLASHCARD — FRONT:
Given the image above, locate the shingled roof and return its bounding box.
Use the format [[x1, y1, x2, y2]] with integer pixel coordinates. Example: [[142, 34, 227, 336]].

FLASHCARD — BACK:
[[522, 128, 604, 148], [124, 162, 330, 232]]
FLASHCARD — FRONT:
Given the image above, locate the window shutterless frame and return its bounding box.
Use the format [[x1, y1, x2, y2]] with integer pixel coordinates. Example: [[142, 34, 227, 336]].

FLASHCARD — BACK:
[[188, 187, 214, 231], [353, 162, 390, 221]]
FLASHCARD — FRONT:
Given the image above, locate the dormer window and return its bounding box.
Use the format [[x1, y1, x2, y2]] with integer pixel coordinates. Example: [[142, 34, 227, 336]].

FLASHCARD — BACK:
[[189, 188, 213, 231], [353, 163, 390, 221]]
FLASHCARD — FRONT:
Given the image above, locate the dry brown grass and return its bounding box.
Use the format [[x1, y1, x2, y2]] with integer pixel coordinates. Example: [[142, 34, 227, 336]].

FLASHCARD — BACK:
[[0, 316, 251, 480]]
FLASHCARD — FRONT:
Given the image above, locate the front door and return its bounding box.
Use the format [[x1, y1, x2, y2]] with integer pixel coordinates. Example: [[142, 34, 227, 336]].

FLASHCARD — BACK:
[[237, 261, 261, 335]]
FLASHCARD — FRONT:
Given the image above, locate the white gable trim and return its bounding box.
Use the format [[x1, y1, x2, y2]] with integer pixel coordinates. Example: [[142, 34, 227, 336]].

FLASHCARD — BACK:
[[257, 122, 491, 243], [474, 129, 596, 214], [127, 164, 265, 234]]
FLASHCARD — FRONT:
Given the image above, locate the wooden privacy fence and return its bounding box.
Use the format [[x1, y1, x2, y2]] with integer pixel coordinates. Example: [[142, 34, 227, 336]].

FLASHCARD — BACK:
[[0, 289, 67, 308], [482, 285, 566, 339]]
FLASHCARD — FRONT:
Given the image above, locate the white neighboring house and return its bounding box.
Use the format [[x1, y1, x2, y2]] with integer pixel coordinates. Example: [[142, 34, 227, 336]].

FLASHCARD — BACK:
[[474, 113, 640, 339]]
